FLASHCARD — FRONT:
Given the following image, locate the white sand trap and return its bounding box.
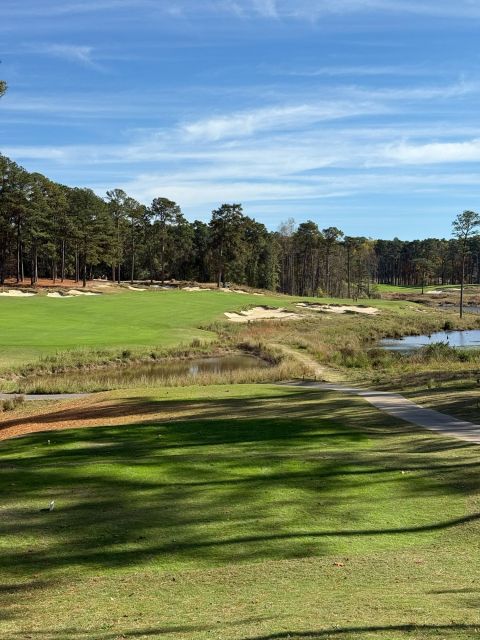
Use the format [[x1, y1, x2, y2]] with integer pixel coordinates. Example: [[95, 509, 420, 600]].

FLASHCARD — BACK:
[[127, 285, 146, 291], [427, 290, 444, 295], [253, 293, 264, 296], [225, 306, 300, 323], [0, 289, 35, 297], [297, 303, 379, 315], [183, 286, 207, 291], [67, 289, 99, 296], [47, 292, 73, 298], [232, 289, 248, 294]]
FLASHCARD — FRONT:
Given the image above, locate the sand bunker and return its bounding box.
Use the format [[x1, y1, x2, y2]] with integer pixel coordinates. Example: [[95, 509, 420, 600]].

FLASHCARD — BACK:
[[225, 306, 299, 323], [0, 289, 35, 297], [297, 303, 379, 315], [127, 286, 146, 291], [183, 286, 207, 291], [47, 292, 73, 298], [67, 290, 99, 296]]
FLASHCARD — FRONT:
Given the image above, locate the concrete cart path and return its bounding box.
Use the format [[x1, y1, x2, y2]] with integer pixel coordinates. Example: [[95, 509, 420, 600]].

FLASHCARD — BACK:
[[291, 380, 480, 444], [277, 343, 480, 444]]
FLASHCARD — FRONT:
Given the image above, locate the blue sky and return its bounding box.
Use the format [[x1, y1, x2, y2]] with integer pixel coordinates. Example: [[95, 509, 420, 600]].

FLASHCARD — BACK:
[[2, 0, 480, 239]]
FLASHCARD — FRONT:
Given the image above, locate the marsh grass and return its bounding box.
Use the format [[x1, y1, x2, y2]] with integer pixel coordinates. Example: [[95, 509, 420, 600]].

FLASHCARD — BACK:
[[9, 355, 309, 394]]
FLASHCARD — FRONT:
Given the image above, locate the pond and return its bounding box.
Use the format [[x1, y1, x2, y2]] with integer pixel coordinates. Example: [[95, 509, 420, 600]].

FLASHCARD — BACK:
[[439, 304, 480, 315], [380, 330, 480, 352], [23, 354, 268, 392]]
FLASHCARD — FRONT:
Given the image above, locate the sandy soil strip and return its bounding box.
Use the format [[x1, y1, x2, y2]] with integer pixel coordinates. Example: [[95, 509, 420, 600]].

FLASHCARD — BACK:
[[127, 285, 146, 291], [225, 306, 300, 323], [0, 289, 36, 297], [297, 303, 378, 315]]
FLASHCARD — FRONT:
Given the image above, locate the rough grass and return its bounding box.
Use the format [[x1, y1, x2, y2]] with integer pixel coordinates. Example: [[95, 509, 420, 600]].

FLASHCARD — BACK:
[[9, 357, 309, 394], [1, 383, 479, 639], [228, 303, 480, 382]]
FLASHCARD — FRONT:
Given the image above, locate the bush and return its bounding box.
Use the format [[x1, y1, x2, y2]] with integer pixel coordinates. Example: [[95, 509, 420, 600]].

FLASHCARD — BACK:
[[1, 395, 25, 412]]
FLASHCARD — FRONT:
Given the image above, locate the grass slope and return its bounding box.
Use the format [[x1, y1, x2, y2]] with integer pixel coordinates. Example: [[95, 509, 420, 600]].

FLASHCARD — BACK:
[[1, 383, 479, 639]]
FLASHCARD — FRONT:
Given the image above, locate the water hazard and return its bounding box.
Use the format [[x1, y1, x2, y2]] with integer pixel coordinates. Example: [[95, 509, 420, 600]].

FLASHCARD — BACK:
[[26, 354, 268, 391], [380, 330, 480, 352]]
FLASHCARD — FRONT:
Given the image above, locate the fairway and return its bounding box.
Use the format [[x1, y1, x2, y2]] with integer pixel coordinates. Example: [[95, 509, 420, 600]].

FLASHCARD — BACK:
[[0, 289, 290, 368], [1, 384, 479, 639]]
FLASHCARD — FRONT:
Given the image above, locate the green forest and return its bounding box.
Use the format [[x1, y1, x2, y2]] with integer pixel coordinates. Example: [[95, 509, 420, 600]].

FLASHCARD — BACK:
[[0, 152, 479, 295]]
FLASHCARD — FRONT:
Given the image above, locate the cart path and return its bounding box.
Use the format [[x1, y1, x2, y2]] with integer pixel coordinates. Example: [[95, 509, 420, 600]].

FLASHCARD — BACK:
[[279, 344, 480, 444]]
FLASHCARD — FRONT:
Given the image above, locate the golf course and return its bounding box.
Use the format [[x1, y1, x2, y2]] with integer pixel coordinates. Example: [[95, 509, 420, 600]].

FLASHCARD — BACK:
[[0, 286, 479, 639]]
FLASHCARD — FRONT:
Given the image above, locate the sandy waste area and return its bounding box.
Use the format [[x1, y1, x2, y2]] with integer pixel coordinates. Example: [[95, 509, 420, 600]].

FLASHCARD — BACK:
[[297, 303, 379, 315], [225, 306, 299, 322], [0, 289, 35, 297]]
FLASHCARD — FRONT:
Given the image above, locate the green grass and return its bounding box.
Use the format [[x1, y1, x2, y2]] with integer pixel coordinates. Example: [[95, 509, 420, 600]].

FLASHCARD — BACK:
[[0, 289, 294, 369], [1, 383, 480, 639]]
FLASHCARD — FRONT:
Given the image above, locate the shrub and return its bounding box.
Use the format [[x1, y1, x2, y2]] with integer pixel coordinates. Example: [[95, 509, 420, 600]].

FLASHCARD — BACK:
[[1, 395, 25, 412]]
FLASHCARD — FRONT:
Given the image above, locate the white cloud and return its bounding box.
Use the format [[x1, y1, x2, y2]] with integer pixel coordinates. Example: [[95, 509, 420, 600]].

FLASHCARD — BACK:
[[181, 101, 386, 141], [384, 139, 480, 165]]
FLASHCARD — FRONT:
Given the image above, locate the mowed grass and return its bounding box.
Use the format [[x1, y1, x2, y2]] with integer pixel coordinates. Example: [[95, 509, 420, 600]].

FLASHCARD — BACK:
[[0, 289, 411, 372], [1, 383, 480, 639], [0, 290, 292, 369]]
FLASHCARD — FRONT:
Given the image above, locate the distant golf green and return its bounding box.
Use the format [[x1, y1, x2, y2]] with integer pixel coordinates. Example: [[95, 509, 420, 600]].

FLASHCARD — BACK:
[[0, 289, 288, 367]]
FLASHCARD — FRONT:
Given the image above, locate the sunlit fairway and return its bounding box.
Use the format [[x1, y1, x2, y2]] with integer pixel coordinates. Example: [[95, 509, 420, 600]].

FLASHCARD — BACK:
[[0, 289, 409, 371], [1, 383, 480, 639], [0, 289, 288, 368]]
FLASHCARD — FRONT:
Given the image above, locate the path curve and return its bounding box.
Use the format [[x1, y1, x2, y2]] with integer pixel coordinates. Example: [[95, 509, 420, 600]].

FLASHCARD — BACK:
[[279, 344, 480, 444], [290, 381, 480, 444]]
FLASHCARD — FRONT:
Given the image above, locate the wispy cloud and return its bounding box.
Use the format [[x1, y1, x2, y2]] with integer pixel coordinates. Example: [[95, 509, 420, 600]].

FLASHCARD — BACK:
[[181, 101, 386, 141], [39, 44, 101, 68], [383, 139, 480, 165], [270, 65, 431, 78]]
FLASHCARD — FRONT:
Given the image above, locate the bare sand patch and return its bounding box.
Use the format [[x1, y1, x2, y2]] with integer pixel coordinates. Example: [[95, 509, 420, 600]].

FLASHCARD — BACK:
[[182, 286, 207, 291], [225, 306, 300, 323], [67, 290, 99, 296], [47, 292, 73, 298], [297, 303, 379, 315], [0, 290, 35, 297], [127, 285, 146, 291], [232, 289, 248, 294]]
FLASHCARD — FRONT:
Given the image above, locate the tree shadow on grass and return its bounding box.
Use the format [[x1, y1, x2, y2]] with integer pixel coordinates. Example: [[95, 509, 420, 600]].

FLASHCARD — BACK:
[[240, 624, 480, 639], [1, 387, 480, 631], [0, 386, 427, 441], [6, 617, 279, 639]]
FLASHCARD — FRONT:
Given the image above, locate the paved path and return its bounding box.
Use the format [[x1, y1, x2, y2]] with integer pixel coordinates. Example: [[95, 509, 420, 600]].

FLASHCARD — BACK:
[[0, 392, 87, 401], [290, 381, 480, 444], [278, 344, 480, 445]]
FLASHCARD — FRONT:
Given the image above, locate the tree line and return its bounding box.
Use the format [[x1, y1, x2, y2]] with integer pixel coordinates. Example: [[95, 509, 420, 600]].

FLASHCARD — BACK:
[[1, 154, 479, 296]]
